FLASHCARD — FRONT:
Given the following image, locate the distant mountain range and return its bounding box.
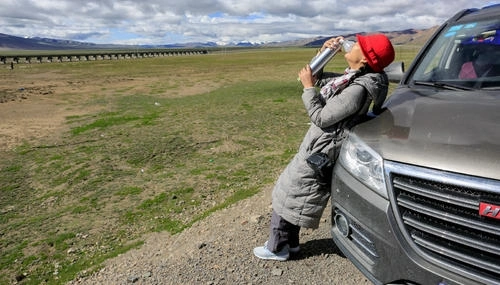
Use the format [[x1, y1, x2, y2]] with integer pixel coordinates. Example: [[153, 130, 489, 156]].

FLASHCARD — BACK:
[[0, 27, 437, 51]]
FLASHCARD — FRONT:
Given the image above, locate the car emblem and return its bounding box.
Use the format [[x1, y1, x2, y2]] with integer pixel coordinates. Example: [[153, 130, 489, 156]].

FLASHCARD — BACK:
[[479, 202, 500, 219]]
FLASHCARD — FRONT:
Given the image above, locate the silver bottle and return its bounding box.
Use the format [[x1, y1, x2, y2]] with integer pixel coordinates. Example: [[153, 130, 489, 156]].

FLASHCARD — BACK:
[[309, 39, 354, 75]]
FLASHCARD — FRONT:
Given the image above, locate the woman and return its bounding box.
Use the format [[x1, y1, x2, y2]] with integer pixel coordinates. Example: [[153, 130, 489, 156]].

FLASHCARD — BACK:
[[254, 34, 395, 261]]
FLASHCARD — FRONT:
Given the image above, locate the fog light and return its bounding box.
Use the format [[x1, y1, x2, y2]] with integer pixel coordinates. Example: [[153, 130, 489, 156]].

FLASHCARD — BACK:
[[334, 213, 350, 237]]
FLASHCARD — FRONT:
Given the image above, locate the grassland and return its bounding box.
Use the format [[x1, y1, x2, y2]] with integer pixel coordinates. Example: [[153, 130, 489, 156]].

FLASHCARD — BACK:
[[0, 45, 419, 284]]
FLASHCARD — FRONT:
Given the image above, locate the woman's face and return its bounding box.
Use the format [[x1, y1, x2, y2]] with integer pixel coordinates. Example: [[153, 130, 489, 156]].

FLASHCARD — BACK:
[[344, 42, 366, 70]]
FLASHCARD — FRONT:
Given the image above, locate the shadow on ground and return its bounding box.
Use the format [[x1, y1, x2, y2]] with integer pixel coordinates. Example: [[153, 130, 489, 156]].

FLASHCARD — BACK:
[[290, 238, 346, 260]]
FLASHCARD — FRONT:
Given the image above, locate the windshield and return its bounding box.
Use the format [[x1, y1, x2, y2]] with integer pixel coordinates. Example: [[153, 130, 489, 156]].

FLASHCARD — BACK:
[[411, 17, 500, 89]]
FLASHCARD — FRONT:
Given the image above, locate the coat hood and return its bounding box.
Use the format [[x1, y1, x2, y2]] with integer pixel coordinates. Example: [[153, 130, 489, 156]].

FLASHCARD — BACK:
[[353, 72, 389, 115]]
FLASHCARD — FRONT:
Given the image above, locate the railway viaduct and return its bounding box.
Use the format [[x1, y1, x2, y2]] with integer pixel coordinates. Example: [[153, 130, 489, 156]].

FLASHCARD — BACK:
[[0, 49, 209, 64]]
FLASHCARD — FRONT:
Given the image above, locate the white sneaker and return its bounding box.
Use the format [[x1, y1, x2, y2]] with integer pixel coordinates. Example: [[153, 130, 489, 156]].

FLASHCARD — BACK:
[[253, 243, 289, 261]]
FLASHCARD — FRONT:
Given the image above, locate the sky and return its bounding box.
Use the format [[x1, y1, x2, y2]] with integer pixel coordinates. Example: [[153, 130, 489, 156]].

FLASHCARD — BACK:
[[0, 0, 496, 46]]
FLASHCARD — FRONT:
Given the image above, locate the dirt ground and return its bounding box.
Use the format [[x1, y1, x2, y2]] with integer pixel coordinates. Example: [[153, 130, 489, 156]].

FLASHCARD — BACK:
[[0, 63, 218, 152], [0, 67, 93, 151]]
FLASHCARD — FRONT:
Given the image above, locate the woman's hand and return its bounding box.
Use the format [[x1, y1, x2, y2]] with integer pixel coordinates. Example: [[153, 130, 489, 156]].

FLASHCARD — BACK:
[[298, 65, 315, 88], [319, 36, 344, 53]]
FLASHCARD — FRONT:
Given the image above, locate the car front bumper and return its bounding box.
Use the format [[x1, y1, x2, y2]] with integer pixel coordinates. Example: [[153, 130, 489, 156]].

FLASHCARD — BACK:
[[331, 163, 466, 285]]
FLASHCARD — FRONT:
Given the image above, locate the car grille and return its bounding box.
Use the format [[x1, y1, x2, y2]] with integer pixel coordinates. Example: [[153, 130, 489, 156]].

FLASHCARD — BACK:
[[385, 161, 500, 284]]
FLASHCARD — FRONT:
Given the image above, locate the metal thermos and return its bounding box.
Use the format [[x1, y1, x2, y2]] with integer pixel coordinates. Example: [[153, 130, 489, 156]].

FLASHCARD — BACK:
[[308, 39, 354, 75]]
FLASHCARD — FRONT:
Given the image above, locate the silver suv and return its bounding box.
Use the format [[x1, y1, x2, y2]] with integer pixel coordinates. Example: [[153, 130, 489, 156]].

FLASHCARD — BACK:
[[331, 5, 500, 285]]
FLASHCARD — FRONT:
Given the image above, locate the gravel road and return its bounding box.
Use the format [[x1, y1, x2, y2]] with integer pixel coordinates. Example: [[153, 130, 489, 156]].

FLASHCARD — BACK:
[[68, 186, 369, 285]]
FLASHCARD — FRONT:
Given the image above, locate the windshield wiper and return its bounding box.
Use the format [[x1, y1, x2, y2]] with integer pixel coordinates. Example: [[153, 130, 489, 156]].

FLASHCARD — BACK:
[[412, 80, 474, 91]]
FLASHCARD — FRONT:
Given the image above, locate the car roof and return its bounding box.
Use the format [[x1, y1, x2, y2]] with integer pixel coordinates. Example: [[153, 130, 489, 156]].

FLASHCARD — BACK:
[[455, 4, 500, 23]]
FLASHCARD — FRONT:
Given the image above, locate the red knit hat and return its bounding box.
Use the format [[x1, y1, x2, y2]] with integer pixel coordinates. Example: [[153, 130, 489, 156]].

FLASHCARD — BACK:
[[356, 34, 395, 72]]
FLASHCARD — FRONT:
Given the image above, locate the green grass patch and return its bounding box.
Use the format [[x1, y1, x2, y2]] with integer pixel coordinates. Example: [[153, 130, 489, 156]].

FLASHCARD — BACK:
[[0, 46, 420, 284]]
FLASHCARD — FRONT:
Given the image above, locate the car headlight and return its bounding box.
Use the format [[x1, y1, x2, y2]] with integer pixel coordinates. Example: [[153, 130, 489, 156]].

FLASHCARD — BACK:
[[338, 132, 387, 198]]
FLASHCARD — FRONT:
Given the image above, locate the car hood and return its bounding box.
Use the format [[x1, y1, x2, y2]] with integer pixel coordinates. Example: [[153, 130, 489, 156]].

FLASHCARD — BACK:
[[354, 87, 500, 180]]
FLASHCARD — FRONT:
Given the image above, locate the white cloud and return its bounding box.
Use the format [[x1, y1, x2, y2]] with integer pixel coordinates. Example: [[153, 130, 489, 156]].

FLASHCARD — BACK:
[[0, 0, 492, 45]]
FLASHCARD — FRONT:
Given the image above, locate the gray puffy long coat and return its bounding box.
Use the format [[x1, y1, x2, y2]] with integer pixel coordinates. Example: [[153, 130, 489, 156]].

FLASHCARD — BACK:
[[272, 71, 389, 229]]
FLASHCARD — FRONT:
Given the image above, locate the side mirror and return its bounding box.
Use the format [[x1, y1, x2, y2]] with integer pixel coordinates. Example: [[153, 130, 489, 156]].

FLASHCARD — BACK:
[[384, 61, 405, 83]]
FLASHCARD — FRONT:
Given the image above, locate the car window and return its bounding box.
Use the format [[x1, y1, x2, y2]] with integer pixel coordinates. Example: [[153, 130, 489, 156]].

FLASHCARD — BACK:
[[411, 18, 500, 89]]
